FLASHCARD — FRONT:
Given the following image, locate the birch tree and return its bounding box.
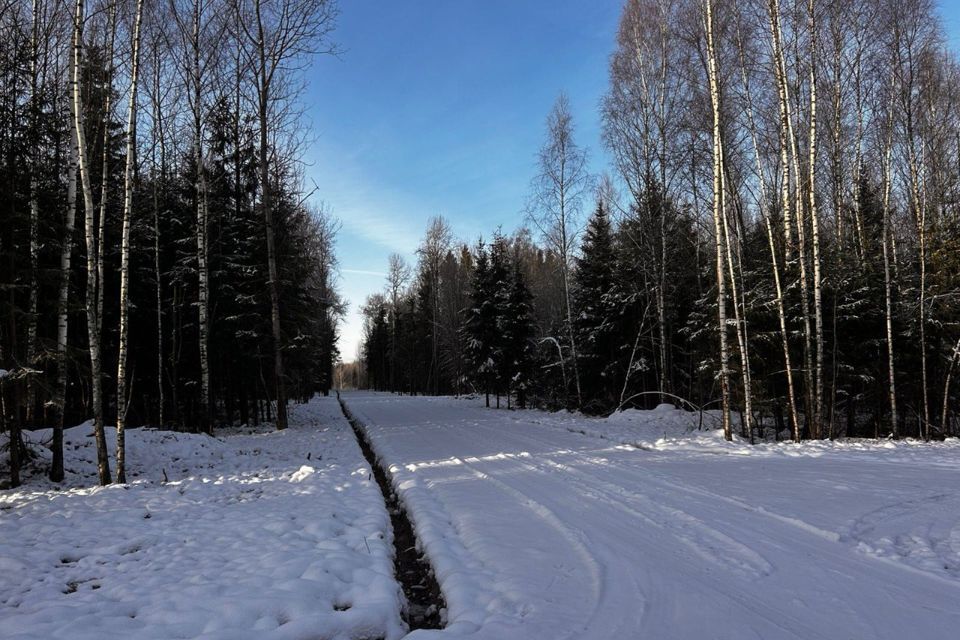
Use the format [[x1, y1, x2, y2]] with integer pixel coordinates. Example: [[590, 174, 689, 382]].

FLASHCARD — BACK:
[[734, 8, 800, 441], [115, 0, 145, 484], [386, 252, 411, 392], [807, 0, 826, 439], [234, 0, 338, 430], [146, 28, 168, 428], [72, 0, 110, 485], [704, 0, 731, 440], [529, 93, 590, 409], [880, 66, 899, 438], [168, 0, 218, 432], [891, 0, 936, 439]]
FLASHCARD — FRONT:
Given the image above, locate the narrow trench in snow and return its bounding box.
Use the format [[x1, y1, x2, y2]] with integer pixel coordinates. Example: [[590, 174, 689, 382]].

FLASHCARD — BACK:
[[338, 397, 446, 632]]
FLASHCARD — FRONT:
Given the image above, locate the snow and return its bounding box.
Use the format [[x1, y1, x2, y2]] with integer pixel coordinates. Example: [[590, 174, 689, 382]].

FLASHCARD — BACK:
[[0, 396, 406, 640], [342, 391, 960, 639], [4, 391, 960, 639]]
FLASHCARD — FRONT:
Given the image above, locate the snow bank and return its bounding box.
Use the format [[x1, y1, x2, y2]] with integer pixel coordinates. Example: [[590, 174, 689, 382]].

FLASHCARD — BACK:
[[0, 397, 406, 640], [451, 395, 960, 463]]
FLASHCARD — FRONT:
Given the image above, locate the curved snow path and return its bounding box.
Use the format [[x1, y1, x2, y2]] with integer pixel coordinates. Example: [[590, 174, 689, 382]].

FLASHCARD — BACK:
[[342, 392, 960, 640]]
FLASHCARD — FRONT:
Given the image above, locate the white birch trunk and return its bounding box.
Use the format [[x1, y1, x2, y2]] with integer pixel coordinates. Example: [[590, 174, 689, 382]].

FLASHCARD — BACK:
[[905, 85, 929, 439], [72, 0, 110, 485], [718, 141, 753, 440], [705, 0, 731, 441], [881, 82, 899, 438], [768, 0, 795, 260], [116, 0, 145, 484], [736, 21, 801, 441], [152, 47, 165, 428], [773, 0, 816, 435], [827, 12, 844, 438], [96, 1, 118, 334], [808, 0, 825, 439], [559, 212, 582, 408]]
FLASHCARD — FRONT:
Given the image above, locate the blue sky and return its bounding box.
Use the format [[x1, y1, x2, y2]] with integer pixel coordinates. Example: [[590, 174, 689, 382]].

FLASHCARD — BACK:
[[302, 1, 960, 363]]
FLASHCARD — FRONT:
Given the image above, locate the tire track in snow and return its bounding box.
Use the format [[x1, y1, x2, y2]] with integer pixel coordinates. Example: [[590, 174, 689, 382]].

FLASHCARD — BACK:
[[843, 492, 960, 579], [509, 405, 960, 585], [342, 395, 960, 638], [447, 450, 606, 639], [456, 420, 838, 639], [372, 412, 609, 636], [461, 415, 960, 636], [566, 444, 960, 596], [462, 419, 774, 579]]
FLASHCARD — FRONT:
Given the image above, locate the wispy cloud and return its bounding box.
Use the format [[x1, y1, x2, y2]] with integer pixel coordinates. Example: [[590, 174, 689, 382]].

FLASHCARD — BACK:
[[342, 268, 387, 277], [339, 207, 422, 255], [304, 144, 427, 256]]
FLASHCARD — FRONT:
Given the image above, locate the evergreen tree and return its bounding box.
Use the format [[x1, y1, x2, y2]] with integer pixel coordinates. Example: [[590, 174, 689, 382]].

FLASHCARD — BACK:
[[362, 295, 389, 391], [501, 260, 535, 409], [488, 234, 511, 407], [463, 242, 497, 406], [573, 199, 619, 411]]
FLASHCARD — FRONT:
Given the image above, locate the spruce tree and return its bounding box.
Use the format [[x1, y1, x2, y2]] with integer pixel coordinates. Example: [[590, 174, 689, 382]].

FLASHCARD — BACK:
[[573, 199, 618, 411], [463, 242, 497, 406], [488, 234, 512, 407], [501, 259, 535, 409]]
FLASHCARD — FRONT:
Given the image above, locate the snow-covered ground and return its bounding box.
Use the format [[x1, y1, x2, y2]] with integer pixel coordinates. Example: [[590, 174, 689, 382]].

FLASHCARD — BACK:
[[0, 396, 406, 640], [343, 391, 960, 640], [5, 391, 960, 639]]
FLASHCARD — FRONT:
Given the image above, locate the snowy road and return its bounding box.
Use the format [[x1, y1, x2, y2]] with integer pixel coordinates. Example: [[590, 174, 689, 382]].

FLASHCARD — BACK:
[[343, 392, 960, 640]]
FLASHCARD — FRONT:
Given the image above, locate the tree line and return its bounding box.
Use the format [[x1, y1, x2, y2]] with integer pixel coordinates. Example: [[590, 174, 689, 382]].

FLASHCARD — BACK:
[[0, 0, 343, 488], [360, 0, 960, 444]]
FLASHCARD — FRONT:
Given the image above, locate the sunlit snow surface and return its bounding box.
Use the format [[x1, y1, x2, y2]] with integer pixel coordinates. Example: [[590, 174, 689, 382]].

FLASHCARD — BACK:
[[4, 392, 960, 639], [0, 397, 406, 640], [343, 391, 960, 640]]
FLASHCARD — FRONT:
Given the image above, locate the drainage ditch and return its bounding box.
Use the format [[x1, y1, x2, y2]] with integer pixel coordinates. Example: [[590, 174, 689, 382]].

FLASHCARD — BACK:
[[338, 398, 446, 631]]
